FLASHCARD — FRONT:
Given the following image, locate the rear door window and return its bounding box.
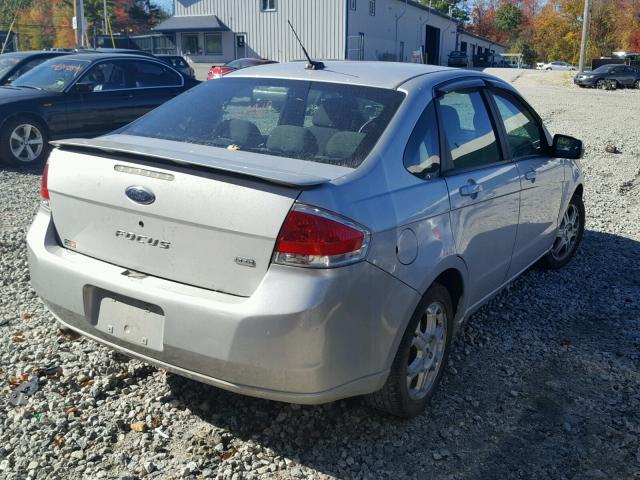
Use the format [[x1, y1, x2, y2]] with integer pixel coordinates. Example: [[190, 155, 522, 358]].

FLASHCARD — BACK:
[[437, 90, 501, 170], [127, 60, 182, 88], [122, 78, 405, 168]]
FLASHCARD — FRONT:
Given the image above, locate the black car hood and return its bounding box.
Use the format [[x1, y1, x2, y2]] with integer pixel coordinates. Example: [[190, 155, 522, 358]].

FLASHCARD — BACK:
[[0, 86, 53, 105]]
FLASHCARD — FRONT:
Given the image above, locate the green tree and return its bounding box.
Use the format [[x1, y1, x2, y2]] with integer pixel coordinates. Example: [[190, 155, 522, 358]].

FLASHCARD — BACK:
[[0, 0, 34, 29], [510, 38, 536, 65], [494, 3, 523, 33], [416, 0, 470, 23]]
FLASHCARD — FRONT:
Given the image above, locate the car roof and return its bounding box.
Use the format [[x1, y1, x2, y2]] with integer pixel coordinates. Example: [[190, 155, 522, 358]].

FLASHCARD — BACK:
[[230, 60, 452, 89], [1, 51, 67, 59], [50, 53, 164, 62]]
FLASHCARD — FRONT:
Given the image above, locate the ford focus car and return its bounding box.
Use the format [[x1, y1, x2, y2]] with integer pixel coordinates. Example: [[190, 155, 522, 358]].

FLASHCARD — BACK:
[[27, 62, 585, 417]]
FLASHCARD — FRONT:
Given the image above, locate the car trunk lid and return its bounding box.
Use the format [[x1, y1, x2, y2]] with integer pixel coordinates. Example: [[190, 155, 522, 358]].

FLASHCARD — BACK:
[[45, 145, 329, 297]]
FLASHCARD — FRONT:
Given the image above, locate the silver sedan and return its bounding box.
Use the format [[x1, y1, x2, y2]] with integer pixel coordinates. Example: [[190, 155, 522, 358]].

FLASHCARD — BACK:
[[27, 61, 585, 417]]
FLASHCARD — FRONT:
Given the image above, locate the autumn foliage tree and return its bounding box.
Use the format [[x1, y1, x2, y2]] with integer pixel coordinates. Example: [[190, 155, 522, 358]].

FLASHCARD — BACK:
[[8, 0, 167, 50], [468, 0, 640, 64]]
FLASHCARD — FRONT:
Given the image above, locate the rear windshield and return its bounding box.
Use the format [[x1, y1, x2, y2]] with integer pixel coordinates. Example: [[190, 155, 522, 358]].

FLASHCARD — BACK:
[[121, 77, 405, 168], [0, 56, 21, 77], [167, 57, 187, 68]]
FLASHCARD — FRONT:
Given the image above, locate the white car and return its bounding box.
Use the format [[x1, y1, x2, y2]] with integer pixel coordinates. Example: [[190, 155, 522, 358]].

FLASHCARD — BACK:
[[536, 62, 545, 70], [542, 61, 576, 71], [27, 62, 586, 418]]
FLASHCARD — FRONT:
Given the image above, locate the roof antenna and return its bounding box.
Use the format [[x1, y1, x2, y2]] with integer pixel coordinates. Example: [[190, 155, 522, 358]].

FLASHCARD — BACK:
[[287, 20, 325, 70]]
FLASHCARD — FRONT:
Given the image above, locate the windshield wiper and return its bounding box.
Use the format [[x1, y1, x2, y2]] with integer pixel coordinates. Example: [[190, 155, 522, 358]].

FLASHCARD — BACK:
[[13, 84, 43, 90]]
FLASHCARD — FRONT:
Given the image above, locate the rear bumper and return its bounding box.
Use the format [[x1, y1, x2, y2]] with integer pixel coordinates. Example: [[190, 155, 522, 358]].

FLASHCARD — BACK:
[[27, 209, 420, 404]]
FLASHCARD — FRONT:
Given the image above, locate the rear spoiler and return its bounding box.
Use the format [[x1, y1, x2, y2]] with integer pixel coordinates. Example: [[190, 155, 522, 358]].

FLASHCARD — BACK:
[[51, 135, 350, 188]]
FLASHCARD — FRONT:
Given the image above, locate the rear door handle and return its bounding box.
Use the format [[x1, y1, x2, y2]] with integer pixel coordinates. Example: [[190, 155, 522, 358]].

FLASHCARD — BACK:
[[459, 183, 482, 197], [525, 170, 537, 182]]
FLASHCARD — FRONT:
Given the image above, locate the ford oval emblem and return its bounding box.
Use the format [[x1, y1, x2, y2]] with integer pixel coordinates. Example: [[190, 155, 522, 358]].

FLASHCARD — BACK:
[[125, 186, 156, 205]]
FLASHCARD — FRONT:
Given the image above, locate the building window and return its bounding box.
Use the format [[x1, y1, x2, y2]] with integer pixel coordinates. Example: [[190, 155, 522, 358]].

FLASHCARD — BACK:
[[399, 41, 405, 62], [205, 33, 223, 55], [369, 0, 375, 16], [350, 0, 357, 10], [182, 33, 201, 56], [460, 41, 467, 53], [261, 0, 276, 11]]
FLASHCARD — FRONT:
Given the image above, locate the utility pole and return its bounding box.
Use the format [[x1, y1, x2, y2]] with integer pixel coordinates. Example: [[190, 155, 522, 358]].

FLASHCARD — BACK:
[[103, 0, 108, 35], [73, 0, 85, 48], [578, 0, 592, 72]]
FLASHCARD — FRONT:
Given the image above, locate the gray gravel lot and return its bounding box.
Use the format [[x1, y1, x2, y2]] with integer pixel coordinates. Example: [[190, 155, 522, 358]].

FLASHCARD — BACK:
[[1, 71, 639, 480]]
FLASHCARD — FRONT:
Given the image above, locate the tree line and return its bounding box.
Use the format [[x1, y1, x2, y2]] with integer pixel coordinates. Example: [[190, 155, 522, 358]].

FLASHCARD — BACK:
[[1, 0, 167, 50], [420, 0, 640, 64]]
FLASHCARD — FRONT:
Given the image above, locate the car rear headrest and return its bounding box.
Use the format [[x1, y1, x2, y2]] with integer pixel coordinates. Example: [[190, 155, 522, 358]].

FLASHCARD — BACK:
[[325, 132, 366, 160], [227, 119, 263, 148], [266, 125, 318, 156], [312, 97, 356, 129]]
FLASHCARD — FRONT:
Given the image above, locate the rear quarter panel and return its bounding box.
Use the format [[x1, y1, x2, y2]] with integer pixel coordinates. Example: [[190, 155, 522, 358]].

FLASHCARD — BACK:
[[298, 71, 471, 324]]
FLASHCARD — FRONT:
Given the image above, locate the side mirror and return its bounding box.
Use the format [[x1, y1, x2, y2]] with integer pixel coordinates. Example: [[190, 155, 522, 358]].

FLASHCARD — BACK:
[[71, 81, 95, 94], [551, 134, 584, 159]]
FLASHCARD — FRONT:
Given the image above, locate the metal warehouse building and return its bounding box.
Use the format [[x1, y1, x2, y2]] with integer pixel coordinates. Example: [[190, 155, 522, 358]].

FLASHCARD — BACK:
[[153, 0, 505, 66]]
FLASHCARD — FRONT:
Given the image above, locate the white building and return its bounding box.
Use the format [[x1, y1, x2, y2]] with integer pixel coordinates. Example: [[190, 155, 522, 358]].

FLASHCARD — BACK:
[[153, 0, 505, 66]]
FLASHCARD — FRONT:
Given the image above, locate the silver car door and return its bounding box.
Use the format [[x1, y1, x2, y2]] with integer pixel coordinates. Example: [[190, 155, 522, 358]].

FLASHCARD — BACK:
[[438, 88, 520, 307], [489, 89, 565, 278]]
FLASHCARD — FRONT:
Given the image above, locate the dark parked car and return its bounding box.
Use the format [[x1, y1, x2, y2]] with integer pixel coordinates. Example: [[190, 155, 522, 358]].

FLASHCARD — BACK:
[[447, 51, 469, 68], [0, 53, 198, 166], [156, 55, 195, 79], [574, 64, 640, 89], [0, 51, 71, 86], [207, 58, 277, 80]]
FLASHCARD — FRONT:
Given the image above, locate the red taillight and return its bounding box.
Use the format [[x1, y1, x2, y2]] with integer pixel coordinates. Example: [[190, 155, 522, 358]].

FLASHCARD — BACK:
[[208, 66, 233, 79], [40, 163, 50, 203], [274, 205, 369, 268]]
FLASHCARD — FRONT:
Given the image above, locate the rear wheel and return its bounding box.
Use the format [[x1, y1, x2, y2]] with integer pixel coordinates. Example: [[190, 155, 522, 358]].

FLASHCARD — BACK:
[[541, 194, 585, 269], [366, 283, 453, 418], [0, 116, 49, 166]]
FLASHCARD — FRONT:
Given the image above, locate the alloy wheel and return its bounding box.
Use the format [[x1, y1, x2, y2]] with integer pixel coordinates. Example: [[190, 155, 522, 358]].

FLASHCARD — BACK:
[[551, 204, 580, 262], [406, 301, 447, 400], [9, 123, 44, 163]]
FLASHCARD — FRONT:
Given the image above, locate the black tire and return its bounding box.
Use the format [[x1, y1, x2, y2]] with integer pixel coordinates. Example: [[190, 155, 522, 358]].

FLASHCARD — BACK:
[[541, 193, 585, 269], [635, 80, 640, 90], [366, 283, 454, 418], [0, 116, 49, 167], [596, 79, 607, 90]]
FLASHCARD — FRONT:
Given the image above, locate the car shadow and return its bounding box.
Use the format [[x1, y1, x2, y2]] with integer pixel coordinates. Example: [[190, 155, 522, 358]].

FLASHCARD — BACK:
[[0, 162, 46, 176], [164, 228, 639, 478]]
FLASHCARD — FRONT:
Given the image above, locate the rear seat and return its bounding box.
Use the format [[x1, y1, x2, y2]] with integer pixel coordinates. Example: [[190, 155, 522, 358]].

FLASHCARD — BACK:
[[307, 97, 365, 155]]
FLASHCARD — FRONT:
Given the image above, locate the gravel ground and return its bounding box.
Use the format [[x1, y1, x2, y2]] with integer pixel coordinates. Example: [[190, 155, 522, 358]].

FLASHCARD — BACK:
[[1, 71, 639, 480]]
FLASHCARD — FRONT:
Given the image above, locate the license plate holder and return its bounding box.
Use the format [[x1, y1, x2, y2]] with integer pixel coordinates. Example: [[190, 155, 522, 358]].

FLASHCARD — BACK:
[[85, 287, 165, 351]]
